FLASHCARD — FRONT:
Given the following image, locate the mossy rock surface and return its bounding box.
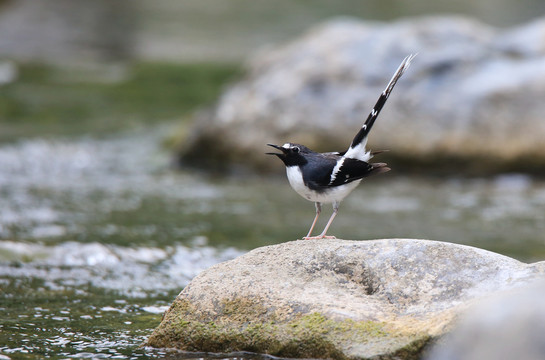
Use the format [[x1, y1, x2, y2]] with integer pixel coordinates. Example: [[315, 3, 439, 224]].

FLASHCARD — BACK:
[[147, 298, 426, 359], [146, 239, 545, 359]]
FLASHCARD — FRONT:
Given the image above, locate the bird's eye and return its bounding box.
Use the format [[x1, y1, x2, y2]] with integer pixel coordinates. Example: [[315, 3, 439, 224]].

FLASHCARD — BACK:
[[292, 146, 300, 153]]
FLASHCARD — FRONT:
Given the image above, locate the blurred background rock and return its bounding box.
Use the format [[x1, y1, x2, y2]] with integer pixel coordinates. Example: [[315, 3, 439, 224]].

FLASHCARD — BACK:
[[0, 0, 134, 64], [7, 0, 545, 173], [1, 0, 545, 152]]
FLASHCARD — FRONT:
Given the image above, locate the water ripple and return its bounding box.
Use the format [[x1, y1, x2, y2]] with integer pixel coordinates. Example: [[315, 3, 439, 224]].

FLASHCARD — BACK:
[[0, 240, 242, 297]]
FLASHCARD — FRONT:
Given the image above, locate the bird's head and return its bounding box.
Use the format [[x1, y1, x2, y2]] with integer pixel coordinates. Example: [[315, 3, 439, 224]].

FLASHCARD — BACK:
[[266, 143, 309, 166]]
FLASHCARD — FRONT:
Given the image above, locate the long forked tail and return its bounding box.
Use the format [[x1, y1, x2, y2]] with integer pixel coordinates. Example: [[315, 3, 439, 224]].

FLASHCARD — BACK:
[[344, 54, 416, 159]]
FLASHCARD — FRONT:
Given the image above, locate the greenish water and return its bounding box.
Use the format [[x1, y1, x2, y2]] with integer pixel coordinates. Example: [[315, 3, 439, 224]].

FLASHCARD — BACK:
[[0, 62, 240, 140], [1, 126, 545, 359]]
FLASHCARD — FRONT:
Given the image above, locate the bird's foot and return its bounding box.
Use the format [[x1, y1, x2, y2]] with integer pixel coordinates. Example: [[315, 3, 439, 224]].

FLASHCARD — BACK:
[[302, 235, 337, 240]]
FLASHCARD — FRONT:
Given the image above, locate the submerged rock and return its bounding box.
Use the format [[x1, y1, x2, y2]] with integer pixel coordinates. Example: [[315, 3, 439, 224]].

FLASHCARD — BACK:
[[179, 16, 545, 174], [145, 239, 545, 359]]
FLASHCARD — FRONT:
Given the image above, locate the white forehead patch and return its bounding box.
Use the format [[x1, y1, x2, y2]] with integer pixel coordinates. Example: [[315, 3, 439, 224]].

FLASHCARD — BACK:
[[282, 143, 291, 149]]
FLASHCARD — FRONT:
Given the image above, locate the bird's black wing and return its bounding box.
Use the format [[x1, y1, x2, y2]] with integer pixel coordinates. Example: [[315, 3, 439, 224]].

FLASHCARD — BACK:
[[301, 153, 339, 192], [328, 158, 390, 187]]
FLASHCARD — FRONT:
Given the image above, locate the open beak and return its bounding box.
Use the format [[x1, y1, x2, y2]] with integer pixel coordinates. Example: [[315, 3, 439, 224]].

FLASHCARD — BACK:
[[266, 144, 287, 158]]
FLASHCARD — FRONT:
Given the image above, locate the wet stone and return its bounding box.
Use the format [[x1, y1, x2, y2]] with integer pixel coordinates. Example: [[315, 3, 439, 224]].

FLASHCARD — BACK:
[[145, 239, 545, 359]]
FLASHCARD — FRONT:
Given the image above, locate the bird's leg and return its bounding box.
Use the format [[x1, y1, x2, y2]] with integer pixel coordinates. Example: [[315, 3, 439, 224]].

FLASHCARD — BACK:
[[302, 202, 321, 240], [304, 201, 339, 240], [316, 201, 340, 239]]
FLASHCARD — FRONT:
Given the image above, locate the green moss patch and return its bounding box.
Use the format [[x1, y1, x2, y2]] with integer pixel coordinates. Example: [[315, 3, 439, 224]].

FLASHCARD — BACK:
[[145, 297, 406, 360]]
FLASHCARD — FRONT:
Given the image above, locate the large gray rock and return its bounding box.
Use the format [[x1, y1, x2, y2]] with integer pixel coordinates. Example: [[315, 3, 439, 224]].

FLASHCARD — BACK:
[[426, 280, 545, 360], [145, 239, 545, 359], [179, 16, 545, 173]]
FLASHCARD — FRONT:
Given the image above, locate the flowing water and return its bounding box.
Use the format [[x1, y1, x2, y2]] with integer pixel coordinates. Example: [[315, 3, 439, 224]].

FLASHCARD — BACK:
[[1, 125, 545, 359]]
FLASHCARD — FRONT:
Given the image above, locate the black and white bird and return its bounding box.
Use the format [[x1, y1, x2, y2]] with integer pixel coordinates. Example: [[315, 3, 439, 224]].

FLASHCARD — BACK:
[[267, 54, 416, 239]]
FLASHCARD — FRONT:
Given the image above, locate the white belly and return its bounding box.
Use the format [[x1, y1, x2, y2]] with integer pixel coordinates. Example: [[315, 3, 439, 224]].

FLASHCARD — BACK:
[[285, 166, 361, 203]]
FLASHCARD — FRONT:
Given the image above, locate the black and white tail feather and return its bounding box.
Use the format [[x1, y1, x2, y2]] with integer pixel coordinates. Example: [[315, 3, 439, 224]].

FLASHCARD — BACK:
[[266, 54, 416, 239], [345, 53, 416, 161], [328, 54, 416, 186]]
